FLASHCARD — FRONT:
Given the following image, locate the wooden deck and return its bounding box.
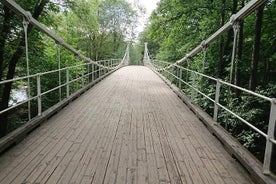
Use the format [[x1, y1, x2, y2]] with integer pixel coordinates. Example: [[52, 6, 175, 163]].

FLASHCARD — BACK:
[[0, 66, 253, 184]]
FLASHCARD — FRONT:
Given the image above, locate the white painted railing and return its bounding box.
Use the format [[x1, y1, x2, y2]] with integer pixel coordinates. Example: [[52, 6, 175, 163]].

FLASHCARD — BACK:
[[0, 0, 130, 136], [143, 0, 275, 175]]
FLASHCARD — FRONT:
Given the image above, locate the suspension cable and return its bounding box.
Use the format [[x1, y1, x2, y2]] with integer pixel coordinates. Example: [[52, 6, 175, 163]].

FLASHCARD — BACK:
[[144, 0, 268, 71], [22, 16, 31, 120], [2, 0, 126, 70], [230, 22, 240, 84]]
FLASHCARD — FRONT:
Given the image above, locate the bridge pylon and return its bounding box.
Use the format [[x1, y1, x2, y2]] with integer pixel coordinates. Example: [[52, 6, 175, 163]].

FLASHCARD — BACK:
[[143, 42, 151, 66]]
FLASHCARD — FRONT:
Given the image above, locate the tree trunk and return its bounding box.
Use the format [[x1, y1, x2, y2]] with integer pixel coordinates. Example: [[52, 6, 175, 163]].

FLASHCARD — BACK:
[[0, 6, 12, 81], [234, 21, 243, 97], [0, 0, 49, 137], [249, 5, 264, 91], [263, 58, 268, 87]]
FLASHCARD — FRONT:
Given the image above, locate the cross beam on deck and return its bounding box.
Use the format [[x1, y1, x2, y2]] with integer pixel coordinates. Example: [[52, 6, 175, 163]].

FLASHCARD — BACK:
[[0, 66, 253, 184]]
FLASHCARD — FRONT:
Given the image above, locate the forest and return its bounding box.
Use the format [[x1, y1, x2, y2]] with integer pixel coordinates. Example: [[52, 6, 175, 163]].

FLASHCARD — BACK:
[[0, 0, 275, 173], [0, 0, 140, 137], [141, 0, 276, 170]]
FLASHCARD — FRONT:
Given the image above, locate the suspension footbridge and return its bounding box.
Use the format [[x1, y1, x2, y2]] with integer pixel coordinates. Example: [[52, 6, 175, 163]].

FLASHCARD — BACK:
[[0, 0, 275, 183], [0, 66, 254, 184]]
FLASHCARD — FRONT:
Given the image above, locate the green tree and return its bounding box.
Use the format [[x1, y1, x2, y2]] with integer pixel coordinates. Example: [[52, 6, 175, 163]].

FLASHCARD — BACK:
[[0, 0, 140, 137], [0, 0, 60, 137], [141, 0, 276, 164]]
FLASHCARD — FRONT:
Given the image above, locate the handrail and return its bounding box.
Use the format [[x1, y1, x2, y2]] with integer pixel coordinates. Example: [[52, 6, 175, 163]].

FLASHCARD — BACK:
[[0, 59, 122, 86], [0, 59, 123, 116], [149, 58, 276, 175], [144, 0, 268, 70], [144, 0, 275, 175], [0, 0, 130, 143]]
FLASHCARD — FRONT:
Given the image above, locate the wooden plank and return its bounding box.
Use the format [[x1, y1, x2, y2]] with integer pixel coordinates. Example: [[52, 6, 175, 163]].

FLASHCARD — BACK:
[[24, 95, 99, 183], [57, 93, 113, 184], [0, 66, 259, 184], [152, 68, 276, 184], [144, 113, 159, 184], [13, 74, 116, 184], [0, 67, 121, 155], [45, 104, 103, 183], [125, 107, 138, 184], [148, 74, 203, 184], [1, 103, 85, 183], [89, 78, 129, 184], [149, 112, 171, 183], [154, 75, 240, 184], [68, 82, 120, 183]]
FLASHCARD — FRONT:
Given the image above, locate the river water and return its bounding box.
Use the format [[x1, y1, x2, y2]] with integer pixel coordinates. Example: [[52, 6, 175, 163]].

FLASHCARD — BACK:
[[9, 85, 27, 106]]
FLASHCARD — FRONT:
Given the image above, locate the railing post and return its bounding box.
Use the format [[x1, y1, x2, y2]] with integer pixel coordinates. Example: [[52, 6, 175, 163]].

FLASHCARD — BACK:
[[82, 64, 84, 88], [179, 68, 182, 89], [66, 67, 69, 98], [36, 74, 42, 116], [87, 63, 90, 83], [191, 71, 196, 101], [186, 61, 190, 82], [213, 79, 221, 122], [103, 61, 105, 75], [263, 99, 276, 174], [98, 67, 102, 78], [106, 61, 108, 72], [176, 65, 179, 80], [103, 61, 107, 75], [105, 61, 108, 74], [56, 43, 61, 102], [92, 64, 94, 81], [106, 60, 109, 73]]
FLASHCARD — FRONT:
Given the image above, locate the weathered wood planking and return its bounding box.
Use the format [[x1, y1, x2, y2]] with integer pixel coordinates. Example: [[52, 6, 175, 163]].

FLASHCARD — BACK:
[[0, 66, 254, 184]]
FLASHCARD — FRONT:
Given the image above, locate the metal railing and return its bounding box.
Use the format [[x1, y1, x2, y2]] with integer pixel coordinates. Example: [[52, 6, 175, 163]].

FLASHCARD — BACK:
[[148, 54, 276, 176], [144, 0, 275, 175], [0, 0, 129, 135], [0, 59, 123, 116]]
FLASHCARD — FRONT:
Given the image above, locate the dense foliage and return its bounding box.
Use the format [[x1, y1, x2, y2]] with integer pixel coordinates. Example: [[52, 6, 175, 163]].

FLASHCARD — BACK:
[[141, 0, 276, 168], [0, 0, 275, 173], [0, 0, 139, 137]]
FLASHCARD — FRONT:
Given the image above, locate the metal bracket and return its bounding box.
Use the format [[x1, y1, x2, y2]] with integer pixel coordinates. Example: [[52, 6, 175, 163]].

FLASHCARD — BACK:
[[200, 40, 208, 51], [22, 11, 31, 27], [22, 18, 29, 32], [232, 22, 240, 34], [230, 14, 237, 26], [185, 54, 191, 61]]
